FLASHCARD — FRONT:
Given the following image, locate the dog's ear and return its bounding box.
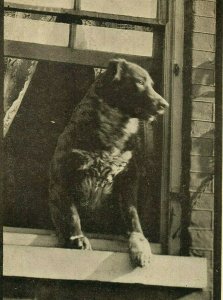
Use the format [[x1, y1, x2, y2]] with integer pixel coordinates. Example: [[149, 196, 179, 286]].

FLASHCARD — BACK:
[[94, 58, 127, 95], [108, 58, 127, 82]]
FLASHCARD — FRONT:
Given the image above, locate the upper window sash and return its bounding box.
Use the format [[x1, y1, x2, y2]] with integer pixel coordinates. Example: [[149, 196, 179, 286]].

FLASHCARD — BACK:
[[4, 0, 168, 26]]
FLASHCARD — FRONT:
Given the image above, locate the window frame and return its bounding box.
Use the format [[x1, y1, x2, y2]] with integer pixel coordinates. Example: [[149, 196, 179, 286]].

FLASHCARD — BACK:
[[3, 0, 190, 263], [5, 0, 167, 25], [4, 0, 169, 248], [160, 0, 184, 254], [3, 0, 209, 290]]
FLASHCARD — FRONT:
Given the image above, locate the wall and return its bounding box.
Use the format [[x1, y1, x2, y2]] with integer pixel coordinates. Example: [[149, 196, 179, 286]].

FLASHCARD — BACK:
[[184, 1, 216, 299]]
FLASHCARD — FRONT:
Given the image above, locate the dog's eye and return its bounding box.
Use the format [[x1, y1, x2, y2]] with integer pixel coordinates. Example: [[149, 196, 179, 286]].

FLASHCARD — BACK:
[[136, 79, 144, 85]]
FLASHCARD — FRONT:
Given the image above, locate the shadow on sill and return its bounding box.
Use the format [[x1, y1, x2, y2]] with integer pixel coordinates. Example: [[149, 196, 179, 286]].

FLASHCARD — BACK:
[[4, 277, 207, 300]]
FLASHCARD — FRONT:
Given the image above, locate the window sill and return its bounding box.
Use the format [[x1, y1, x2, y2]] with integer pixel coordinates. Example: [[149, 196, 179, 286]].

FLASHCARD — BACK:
[[3, 227, 207, 289], [3, 226, 161, 254]]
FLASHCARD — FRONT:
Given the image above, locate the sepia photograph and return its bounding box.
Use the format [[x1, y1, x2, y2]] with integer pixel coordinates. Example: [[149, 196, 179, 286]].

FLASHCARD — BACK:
[[2, 0, 222, 299]]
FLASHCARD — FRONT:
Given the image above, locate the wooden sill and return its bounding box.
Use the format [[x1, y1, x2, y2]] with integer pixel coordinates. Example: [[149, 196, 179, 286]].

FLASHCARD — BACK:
[[3, 226, 161, 254], [3, 228, 207, 289]]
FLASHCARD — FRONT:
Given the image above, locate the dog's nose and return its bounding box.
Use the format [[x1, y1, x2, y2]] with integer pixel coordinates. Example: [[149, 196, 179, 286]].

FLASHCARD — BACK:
[[158, 97, 169, 109], [147, 88, 169, 110]]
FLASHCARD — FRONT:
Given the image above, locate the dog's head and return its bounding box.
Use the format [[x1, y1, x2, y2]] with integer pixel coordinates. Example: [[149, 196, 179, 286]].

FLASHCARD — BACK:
[[95, 58, 169, 121]]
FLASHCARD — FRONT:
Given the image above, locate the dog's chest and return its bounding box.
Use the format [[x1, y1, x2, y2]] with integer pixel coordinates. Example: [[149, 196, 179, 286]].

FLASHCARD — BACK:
[[73, 118, 138, 209], [77, 149, 132, 208], [92, 151, 132, 180], [84, 150, 132, 186]]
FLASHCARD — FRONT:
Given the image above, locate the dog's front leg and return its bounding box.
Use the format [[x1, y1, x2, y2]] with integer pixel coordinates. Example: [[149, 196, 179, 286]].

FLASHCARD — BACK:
[[127, 205, 152, 267], [66, 204, 92, 250], [118, 169, 152, 267], [49, 194, 92, 250]]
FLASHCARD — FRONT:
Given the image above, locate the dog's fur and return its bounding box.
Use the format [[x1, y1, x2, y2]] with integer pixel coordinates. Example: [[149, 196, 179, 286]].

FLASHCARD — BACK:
[[49, 59, 168, 267]]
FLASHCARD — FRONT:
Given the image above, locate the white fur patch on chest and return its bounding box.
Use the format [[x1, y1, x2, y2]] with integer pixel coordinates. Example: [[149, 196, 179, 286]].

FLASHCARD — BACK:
[[123, 118, 139, 136]]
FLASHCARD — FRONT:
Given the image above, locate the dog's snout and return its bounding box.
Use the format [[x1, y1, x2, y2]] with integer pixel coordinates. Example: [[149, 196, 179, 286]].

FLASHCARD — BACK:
[[158, 97, 169, 109], [150, 92, 169, 111], [146, 89, 169, 116], [146, 87, 169, 110]]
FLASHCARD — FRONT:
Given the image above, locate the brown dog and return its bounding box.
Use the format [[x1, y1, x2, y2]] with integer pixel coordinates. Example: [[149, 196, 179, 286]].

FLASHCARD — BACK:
[[49, 59, 168, 267]]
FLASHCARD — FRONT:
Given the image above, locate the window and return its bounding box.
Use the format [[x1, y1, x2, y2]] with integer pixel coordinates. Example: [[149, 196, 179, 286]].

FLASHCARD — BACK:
[[4, 0, 166, 243], [3, 0, 207, 292]]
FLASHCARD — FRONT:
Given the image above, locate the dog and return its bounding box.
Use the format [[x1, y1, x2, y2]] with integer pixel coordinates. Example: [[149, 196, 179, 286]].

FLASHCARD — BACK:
[[49, 59, 169, 267]]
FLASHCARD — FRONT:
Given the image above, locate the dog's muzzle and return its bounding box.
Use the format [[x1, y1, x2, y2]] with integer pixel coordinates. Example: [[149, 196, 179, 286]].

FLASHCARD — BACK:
[[145, 94, 169, 121], [156, 97, 169, 115]]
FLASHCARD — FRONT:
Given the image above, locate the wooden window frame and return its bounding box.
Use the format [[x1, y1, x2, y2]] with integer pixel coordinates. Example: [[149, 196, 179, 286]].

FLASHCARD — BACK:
[[3, 0, 207, 290], [160, 0, 184, 254], [5, 0, 167, 25]]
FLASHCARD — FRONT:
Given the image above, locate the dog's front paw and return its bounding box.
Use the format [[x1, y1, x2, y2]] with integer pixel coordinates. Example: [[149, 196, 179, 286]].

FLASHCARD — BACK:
[[129, 232, 152, 267], [68, 235, 92, 250]]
